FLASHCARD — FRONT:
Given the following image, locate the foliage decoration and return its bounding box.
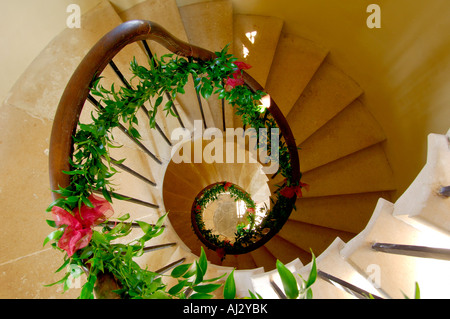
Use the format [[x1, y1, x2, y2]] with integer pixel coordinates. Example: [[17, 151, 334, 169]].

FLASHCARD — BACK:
[[191, 182, 263, 259], [45, 44, 308, 298]]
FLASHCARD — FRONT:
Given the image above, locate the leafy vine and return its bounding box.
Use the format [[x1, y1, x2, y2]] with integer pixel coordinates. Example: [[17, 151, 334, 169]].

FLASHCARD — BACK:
[[44, 44, 308, 298]]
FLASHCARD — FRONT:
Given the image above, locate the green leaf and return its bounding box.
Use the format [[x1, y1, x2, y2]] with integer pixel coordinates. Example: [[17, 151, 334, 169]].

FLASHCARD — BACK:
[[44, 273, 70, 287], [198, 246, 208, 275], [43, 229, 64, 247], [201, 272, 227, 283], [194, 261, 203, 285], [414, 282, 421, 299], [46, 198, 65, 212], [46, 219, 56, 228], [102, 187, 112, 203], [168, 279, 189, 295], [155, 212, 167, 229], [117, 213, 130, 221], [54, 258, 70, 273], [146, 290, 172, 299], [223, 269, 236, 299], [193, 283, 222, 294], [171, 263, 192, 278], [81, 195, 94, 208], [276, 259, 299, 299], [154, 96, 163, 108], [137, 220, 152, 234], [189, 293, 213, 299], [305, 252, 317, 289], [79, 246, 94, 260]]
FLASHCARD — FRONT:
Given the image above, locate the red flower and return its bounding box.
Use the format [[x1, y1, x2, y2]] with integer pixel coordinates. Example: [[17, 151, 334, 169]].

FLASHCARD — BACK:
[[224, 61, 252, 91], [280, 182, 310, 199], [223, 182, 232, 191], [52, 194, 113, 257], [246, 207, 255, 214]]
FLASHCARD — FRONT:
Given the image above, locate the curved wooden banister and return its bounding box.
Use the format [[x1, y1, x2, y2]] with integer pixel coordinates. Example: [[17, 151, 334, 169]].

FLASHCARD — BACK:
[[50, 19, 299, 196], [49, 20, 216, 194], [49, 20, 300, 257]]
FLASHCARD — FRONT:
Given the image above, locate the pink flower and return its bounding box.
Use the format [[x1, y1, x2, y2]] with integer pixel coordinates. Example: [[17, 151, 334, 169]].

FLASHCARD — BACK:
[[234, 61, 252, 70], [246, 207, 255, 214], [52, 194, 113, 257], [280, 182, 310, 199], [224, 61, 252, 91]]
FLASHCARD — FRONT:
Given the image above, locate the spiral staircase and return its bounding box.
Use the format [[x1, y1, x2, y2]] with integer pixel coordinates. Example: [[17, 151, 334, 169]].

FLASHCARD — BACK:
[[5, 0, 449, 299]]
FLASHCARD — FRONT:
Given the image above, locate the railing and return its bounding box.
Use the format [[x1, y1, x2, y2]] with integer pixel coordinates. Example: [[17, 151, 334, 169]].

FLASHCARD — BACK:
[[49, 20, 300, 252], [317, 270, 383, 299], [372, 242, 450, 261], [48, 20, 301, 296]]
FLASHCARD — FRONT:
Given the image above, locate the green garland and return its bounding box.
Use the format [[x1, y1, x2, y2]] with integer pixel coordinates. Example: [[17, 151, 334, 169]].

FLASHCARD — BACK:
[[44, 45, 302, 299], [192, 182, 260, 250]]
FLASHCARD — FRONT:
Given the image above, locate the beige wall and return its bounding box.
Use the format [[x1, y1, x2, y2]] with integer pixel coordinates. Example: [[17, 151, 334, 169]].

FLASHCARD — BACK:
[[0, 0, 101, 103], [1, 0, 449, 195]]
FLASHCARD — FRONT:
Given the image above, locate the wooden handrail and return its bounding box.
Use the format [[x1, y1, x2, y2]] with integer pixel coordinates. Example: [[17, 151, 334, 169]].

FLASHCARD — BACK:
[[49, 20, 216, 195], [49, 19, 300, 199]]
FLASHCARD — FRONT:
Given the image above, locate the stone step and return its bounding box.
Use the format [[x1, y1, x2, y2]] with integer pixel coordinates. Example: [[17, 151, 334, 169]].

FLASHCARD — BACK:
[[265, 32, 329, 117], [301, 143, 396, 197], [264, 235, 312, 266], [291, 191, 394, 234], [178, 0, 234, 129], [233, 14, 284, 88], [287, 57, 364, 145], [298, 98, 386, 172], [277, 219, 356, 259], [249, 245, 277, 271]]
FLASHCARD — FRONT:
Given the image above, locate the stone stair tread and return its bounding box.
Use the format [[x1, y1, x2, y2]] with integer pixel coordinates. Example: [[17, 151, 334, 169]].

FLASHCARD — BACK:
[[298, 98, 387, 172], [116, 0, 201, 134], [249, 245, 277, 271], [264, 235, 312, 265], [301, 143, 396, 197], [120, 0, 213, 130], [278, 220, 356, 259], [287, 57, 364, 145], [291, 191, 394, 234], [178, 0, 233, 53], [233, 14, 284, 87], [117, 0, 189, 41], [236, 254, 258, 270], [178, 0, 234, 129], [265, 32, 329, 117]]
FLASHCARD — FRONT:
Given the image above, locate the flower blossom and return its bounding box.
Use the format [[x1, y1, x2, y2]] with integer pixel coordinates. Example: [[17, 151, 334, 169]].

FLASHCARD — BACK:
[[279, 182, 310, 199], [224, 61, 252, 91], [52, 194, 113, 257]]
